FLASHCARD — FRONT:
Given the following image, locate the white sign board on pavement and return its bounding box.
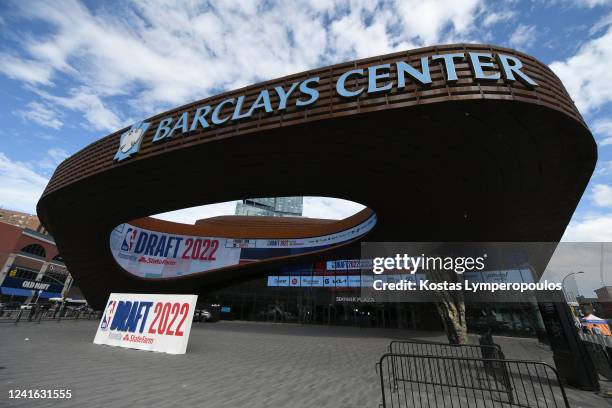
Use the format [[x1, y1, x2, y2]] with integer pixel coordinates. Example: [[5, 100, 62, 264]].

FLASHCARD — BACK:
[[94, 293, 197, 354]]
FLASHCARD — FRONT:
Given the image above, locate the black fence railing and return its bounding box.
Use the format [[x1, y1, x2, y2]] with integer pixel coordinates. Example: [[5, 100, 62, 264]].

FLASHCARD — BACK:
[[389, 339, 505, 360], [378, 353, 570, 408], [0, 308, 101, 324]]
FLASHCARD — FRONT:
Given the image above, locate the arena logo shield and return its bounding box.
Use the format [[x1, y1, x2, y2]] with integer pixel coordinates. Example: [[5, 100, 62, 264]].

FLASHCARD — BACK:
[[114, 121, 151, 162]]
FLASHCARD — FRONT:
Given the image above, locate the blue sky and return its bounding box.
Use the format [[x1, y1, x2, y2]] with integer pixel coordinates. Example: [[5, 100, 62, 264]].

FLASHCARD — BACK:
[[1, 0, 612, 238]]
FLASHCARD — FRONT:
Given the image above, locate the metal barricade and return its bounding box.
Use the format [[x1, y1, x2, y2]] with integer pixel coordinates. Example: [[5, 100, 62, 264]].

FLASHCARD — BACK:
[[0, 308, 101, 324], [389, 340, 505, 359], [0, 309, 20, 322], [378, 354, 570, 408]]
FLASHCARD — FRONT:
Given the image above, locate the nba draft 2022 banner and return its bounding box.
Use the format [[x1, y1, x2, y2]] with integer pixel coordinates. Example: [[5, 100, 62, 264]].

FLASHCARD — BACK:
[[94, 293, 198, 355], [109, 213, 377, 279], [110, 223, 242, 278]]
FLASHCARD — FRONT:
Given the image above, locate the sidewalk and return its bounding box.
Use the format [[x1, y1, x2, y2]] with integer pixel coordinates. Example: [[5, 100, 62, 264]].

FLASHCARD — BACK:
[[0, 320, 610, 407]]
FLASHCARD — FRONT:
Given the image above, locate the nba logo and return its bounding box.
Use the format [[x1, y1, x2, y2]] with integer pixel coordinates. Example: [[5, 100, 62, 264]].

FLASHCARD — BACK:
[[121, 228, 137, 252], [114, 121, 150, 162], [100, 300, 116, 331]]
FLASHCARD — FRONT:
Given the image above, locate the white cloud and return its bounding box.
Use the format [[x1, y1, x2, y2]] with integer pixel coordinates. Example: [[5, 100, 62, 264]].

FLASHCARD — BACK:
[[482, 10, 516, 27], [153, 202, 241, 224], [550, 0, 612, 7], [592, 184, 612, 207], [593, 118, 612, 146], [0, 148, 74, 214], [589, 11, 612, 35], [0, 53, 54, 85], [329, 6, 408, 60], [563, 213, 612, 241], [13, 101, 63, 130], [508, 24, 537, 50], [153, 197, 364, 224], [38, 148, 69, 171], [562, 183, 612, 241], [595, 160, 612, 177], [0, 152, 49, 214], [302, 197, 365, 219], [576, 0, 612, 6], [550, 26, 612, 112], [33, 133, 58, 141], [35, 87, 123, 132], [0, 0, 489, 129], [393, 0, 484, 45]]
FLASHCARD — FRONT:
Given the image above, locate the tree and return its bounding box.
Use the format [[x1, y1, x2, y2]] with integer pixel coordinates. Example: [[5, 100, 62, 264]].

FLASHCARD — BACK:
[[427, 266, 467, 344]]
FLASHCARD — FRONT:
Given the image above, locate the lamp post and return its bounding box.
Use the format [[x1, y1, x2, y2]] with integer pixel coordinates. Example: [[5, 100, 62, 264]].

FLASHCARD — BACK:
[[561, 271, 584, 303]]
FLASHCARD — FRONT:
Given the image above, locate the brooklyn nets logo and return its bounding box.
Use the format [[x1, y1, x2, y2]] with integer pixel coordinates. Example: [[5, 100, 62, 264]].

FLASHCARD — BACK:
[[114, 121, 151, 162]]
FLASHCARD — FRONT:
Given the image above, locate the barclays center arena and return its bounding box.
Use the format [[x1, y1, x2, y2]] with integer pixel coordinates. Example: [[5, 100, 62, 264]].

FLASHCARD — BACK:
[[37, 43, 595, 339]]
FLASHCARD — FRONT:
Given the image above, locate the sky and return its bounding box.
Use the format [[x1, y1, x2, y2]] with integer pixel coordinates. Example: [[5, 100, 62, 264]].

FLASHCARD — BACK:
[[1, 0, 612, 237]]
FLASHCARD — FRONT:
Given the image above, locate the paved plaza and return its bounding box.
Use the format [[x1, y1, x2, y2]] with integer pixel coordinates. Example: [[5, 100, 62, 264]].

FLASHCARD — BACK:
[[0, 320, 611, 408]]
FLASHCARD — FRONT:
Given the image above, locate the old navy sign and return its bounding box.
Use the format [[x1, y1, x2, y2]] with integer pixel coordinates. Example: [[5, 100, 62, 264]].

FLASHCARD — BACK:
[[114, 52, 537, 162]]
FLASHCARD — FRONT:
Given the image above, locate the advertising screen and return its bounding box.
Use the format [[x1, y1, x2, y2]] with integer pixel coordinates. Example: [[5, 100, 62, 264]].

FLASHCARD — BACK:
[[110, 214, 376, 279]]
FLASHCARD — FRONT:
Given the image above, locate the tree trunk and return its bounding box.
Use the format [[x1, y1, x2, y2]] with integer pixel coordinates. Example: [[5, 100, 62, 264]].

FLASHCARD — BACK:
[[436, 299, 467, 344], [427, 266, 468, 344]]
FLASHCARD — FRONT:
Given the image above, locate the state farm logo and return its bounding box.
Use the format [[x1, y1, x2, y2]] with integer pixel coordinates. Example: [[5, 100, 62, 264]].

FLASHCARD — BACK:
[[137, 256, 176, 265], [114, 121, 150, 162], [122, 333, 155, 344]]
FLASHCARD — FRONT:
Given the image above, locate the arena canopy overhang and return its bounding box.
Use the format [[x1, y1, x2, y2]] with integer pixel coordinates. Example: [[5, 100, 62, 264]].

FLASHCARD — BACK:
[[37, 44, 597, 309]]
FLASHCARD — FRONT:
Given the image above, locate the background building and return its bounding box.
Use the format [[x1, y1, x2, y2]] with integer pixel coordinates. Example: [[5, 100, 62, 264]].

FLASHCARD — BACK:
[[595, 286, 612, 318], [235, 197, 303, 217], [0, 208, 45, 233], [563, 274, 580, 303], [0, 210, 80, 303]]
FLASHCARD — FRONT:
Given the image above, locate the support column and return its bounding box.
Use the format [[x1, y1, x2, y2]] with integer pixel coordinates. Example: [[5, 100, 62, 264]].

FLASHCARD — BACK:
[[61, 275, 73, 298], [24, 261, 49, 303], [0, 253, 17, 287]]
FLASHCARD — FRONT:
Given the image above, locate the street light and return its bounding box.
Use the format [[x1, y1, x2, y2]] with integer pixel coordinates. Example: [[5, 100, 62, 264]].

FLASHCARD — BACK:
[[561, 271, 584, 302]]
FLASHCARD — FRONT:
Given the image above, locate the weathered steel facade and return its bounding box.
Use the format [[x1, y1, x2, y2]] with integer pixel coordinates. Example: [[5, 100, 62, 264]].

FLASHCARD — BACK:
[[37, 44, 596, 309]]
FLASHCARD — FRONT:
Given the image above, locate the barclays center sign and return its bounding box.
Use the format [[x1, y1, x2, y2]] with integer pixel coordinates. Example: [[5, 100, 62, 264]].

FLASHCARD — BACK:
[[114, 51, 537, 162]]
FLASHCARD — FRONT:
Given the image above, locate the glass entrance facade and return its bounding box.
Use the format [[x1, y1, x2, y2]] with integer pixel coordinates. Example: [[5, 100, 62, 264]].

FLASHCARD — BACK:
[[195, 260, 544, 337]]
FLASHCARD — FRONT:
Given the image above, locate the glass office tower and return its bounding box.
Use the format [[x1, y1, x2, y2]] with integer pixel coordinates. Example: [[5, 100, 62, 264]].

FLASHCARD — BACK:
[[235, 197, 303, 217]]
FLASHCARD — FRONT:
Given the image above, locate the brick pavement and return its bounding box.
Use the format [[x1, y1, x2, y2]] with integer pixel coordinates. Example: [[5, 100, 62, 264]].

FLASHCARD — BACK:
[[0, 320, 610, 408]]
